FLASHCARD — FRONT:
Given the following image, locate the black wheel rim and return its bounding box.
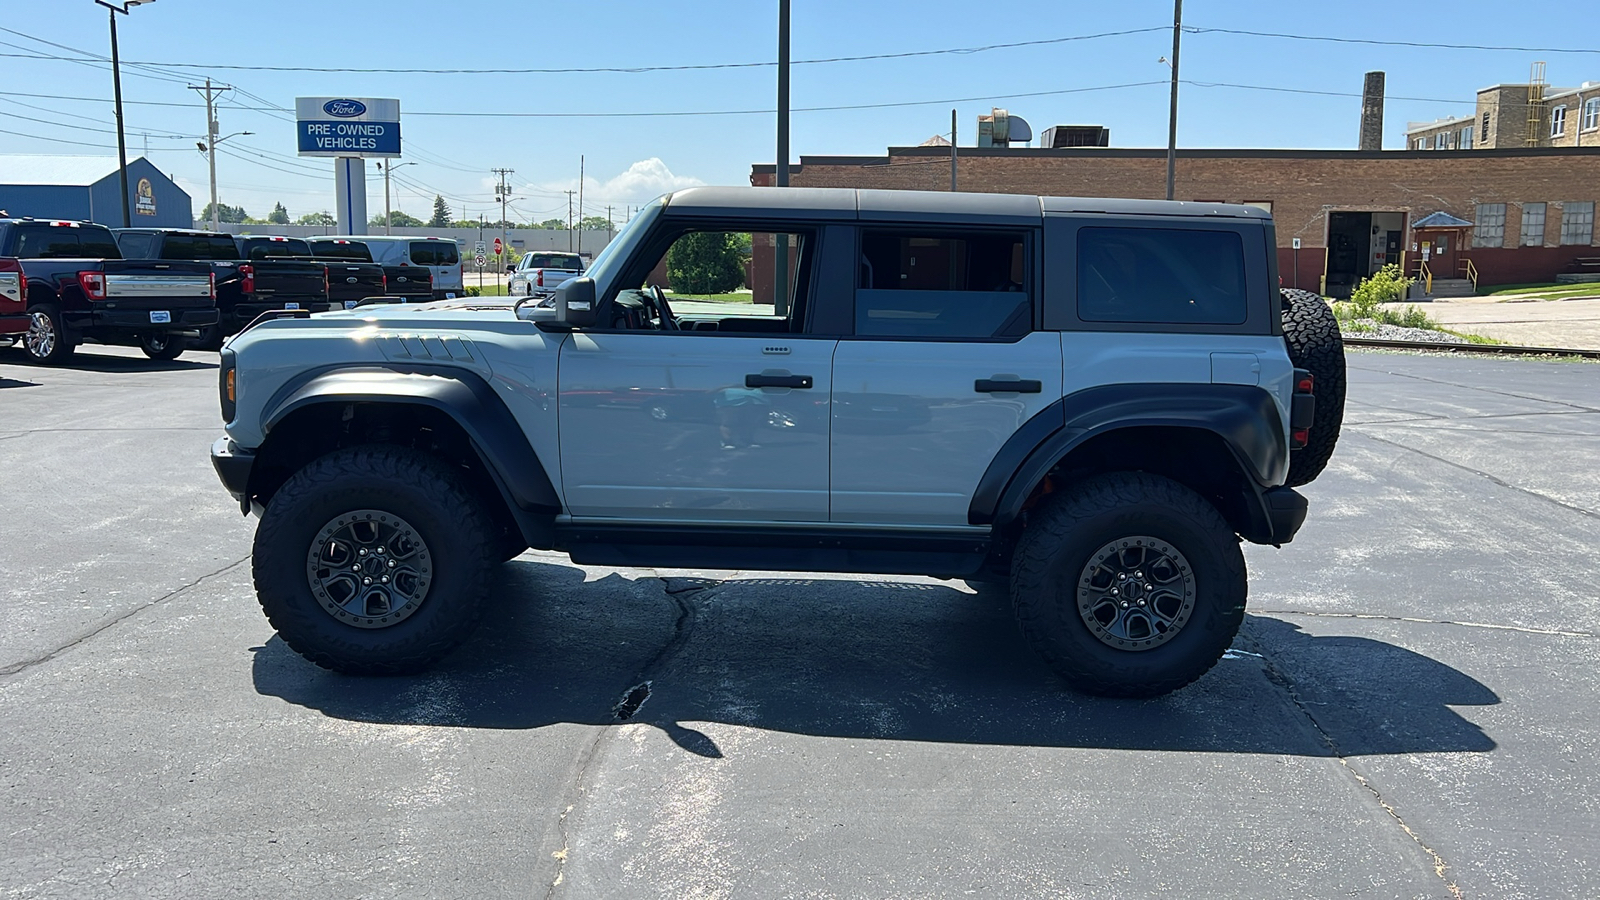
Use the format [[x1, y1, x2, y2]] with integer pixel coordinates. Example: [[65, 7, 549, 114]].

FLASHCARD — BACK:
[[25, 312, 55, 359], [305, 509, 433, 629], [1075, 536, 1196, 651]]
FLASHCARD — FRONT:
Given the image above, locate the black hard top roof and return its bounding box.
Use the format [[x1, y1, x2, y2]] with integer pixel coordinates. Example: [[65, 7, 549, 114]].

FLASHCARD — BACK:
[[660, 186, 1270, 224], [112, 227, 232, 236]]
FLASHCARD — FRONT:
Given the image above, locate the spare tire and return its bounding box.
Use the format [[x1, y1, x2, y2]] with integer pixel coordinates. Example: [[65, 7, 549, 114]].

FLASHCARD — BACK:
[[1280, 288, 1345, 487]]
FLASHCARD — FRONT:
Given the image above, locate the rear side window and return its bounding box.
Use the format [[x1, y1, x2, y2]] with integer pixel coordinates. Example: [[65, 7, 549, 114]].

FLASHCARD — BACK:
[[238, 237, 312, 260], [12, 225, 121, 259], [409, 242, 459, 266], [158, 234, 239, 260], [853, 230, 1029, 338], [1077, 227, 1248, 325], [309, 240, 373, 261]]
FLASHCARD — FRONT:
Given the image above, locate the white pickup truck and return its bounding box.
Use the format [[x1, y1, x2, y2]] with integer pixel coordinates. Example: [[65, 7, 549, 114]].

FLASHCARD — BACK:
[[507, 251, 585, 299]]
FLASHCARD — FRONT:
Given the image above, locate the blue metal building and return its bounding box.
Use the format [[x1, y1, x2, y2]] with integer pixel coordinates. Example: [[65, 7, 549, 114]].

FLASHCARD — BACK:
[[0, 155, 193, 228]]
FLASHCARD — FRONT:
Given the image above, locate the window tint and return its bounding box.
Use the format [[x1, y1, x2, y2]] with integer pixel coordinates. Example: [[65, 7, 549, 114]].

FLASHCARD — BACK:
[[115, 232, 153, 258], [409, 241, 459, 266], [238, 237, 312, 260], [159, 233, 239, 260], [309, 240, 373, 261], [13, 225, 120, 259], [854, 231, 1028, 338], [1077, 227, 1248, 325], [526, 252, 582, 270]]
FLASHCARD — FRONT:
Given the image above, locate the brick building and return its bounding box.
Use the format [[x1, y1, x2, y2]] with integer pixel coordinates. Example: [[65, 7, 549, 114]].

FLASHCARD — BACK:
[[751, 145, 1600, 295], [1406, 77, 1600, 150]]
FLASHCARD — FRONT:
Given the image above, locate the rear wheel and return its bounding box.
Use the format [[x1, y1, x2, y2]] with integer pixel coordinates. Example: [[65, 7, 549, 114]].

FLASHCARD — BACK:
[[252, 445, 496, 674], [189, 323, 225, 352], [139, 332, 185, 361], [1010, 472, 1246, 698], [1280, 288, 1346, 486], [23, 306, 74, 365]]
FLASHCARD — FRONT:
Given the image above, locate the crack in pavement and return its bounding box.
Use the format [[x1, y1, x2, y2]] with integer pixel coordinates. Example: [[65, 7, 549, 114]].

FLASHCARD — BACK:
[[541, 575, 723, 899], [1351, 430, 1600, 521], [0, 556, 251, 679], [1256, 609, 1598, 639], [1240, 630, 1465, 900]]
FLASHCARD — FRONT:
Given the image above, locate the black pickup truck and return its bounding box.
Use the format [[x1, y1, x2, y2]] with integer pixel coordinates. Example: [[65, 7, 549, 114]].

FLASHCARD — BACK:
[[113, 229, 333, 350], [235, 235, 386, 314], [307, 237, 433, 303], [0, 218, 216, 364]]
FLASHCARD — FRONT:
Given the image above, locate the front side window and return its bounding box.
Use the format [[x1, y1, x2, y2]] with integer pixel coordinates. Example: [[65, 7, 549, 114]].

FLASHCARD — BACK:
[[1077, 227, 1248, 325], [1521, 202, 1547, 247], [855, 230, 1028, 338], [615, 228, 805, 334], [1552, 105, 1567, 137], [1474, 203, 1507, 248], [1560, 202, 1595, 246]]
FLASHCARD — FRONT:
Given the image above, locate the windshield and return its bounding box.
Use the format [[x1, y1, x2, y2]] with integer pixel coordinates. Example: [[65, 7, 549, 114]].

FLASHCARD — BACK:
[[239, 237, 312, 260], [583, 196, 663, 295], [12, 224, 121, 259]]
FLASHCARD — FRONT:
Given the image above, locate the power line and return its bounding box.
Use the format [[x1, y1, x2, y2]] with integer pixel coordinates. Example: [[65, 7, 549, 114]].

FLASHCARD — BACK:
[[1182, 80, 1473, 105], [1187, 25, 1600, 54], [7, 27, 1170, 76]]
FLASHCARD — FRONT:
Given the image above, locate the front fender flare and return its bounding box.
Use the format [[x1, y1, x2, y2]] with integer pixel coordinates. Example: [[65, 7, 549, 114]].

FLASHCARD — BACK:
[[262, 365, 560, 513]]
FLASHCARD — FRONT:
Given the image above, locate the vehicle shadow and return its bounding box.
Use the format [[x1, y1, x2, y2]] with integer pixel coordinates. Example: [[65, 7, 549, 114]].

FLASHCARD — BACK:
[[0, 346, 217, 372], [252, 558, 1498, 759]]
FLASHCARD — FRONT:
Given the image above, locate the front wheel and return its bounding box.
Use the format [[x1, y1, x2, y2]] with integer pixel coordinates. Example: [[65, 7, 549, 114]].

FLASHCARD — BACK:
[[252, 445, 497, 674], [139, 332, 184, 361], [1010, 472, 1246, 698]]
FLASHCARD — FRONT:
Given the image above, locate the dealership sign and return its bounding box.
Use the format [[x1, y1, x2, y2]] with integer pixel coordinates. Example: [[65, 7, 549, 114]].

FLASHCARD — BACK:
[[295, 97, 401, 157]]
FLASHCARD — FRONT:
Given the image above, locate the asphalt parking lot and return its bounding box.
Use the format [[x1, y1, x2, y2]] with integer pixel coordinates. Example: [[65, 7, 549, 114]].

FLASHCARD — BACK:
[[3, 343, 1598, 899]]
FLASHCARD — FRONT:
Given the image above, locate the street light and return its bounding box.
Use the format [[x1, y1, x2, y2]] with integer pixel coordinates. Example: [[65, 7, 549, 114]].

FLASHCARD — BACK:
[[197, 130, 252, 231], [375, 161, 417, 234], [95, 0, 155, 228]]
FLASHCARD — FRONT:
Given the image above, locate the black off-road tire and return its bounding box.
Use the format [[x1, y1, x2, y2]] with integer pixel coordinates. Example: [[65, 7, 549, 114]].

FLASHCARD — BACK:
[[138, 332, 185, 361], [1280, 287, 1345, 486], [22, 306, 75, 365], [252, 445, 497, 674], [1010, 473, 1247, 698]]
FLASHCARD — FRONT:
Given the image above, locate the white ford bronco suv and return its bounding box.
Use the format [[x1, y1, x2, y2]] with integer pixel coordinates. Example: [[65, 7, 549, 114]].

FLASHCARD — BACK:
[[210, 187, 1343, 697]]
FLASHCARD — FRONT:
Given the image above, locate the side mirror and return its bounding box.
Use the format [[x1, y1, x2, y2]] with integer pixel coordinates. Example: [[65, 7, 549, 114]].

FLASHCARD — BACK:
[[556, 277, 597, 328], [505, 264, 516, 273]]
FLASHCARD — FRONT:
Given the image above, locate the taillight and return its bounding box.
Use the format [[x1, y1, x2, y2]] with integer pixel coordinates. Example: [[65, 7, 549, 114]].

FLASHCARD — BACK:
[[17, 270, 25, 302], [1290, 367, 1315, 450], [77, 271, 106, 300], [1296, 372, 1314, 394], [238, 264, 254, 295], [323, 266, 330, 297], [209, 270, 216, 298], [382, 274, 389, 294], [537, 270, 544, 287]]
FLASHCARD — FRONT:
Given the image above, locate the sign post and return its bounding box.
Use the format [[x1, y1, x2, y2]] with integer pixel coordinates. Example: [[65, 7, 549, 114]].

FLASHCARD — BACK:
[[296, 97, 402, 236]]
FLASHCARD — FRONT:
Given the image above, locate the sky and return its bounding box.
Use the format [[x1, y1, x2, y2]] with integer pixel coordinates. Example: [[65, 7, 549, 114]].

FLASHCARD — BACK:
[[0, 0, 1593, 225]]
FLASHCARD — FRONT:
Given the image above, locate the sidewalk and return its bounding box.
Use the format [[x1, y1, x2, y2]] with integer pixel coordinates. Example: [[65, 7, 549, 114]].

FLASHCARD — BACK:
[[1393, 295, 1600, 349]]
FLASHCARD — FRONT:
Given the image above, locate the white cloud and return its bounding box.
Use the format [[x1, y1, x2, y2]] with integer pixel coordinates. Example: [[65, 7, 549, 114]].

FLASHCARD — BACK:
[[524, 158, 705, 210]]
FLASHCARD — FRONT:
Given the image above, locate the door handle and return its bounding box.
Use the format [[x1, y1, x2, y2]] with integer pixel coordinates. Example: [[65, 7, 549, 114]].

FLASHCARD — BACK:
[[975, 378, 1042, 394], [746, 373, 813, 389]]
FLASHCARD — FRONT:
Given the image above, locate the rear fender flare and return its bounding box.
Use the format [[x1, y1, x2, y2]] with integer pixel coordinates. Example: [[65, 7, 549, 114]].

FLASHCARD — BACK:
[[970, 383, 1288, 529]]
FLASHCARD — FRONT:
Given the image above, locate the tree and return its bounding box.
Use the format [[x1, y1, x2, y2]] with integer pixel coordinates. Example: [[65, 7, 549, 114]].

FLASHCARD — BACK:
[[199, 202, 248, 224], [667, 232, 745, 294], [369, 211, 424, 228], [428, 195, 452, 228], [267, 202, 290, 225], [537, 218, 566, 230], [577, 215, 610, 230], [296, 211, 335, 226]]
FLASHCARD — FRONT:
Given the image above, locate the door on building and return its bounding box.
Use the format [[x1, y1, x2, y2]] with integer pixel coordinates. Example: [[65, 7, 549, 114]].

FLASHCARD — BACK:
[[1325, 212, 1373, 298]]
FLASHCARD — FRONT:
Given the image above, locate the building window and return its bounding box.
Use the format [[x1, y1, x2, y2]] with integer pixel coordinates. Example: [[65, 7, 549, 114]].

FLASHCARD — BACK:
[[1414, 138, 1425, 150], [1521, 202, 1547, 247], [1424, 135, 1435, 150], [1460, 125, 1474, 148], [1585, 98, 1600, 131], [1474, 203, 1507, 248], [1551, 105, 1567, 137], [1481, 111, 1491, 141], [1560, 202, 1595, 246]]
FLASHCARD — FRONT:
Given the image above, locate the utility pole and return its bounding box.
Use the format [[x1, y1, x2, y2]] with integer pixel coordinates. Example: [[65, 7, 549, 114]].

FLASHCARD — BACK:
[[382, 162, 391, 234], [188, 79, 236, 231], [97, 0, 133, 227], [774, 0, 791, 316], [491, 167, 514, 271], [950, 109, 958, 191], [564, 190, 576, 251], [606, 204, 614, 236], [577, 155, 585, 255], [1165, 0, 1183, 201]]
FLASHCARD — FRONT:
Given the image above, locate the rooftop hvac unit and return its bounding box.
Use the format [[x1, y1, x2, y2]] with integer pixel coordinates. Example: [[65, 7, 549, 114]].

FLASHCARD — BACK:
[[1040, 125, 1111, 148], [976, 108, 1033, 147]]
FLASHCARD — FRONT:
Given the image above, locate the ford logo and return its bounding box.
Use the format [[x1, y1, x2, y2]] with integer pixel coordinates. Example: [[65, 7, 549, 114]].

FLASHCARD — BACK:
[[345, 276, 359, 283], [323, 99, 367, 118]]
